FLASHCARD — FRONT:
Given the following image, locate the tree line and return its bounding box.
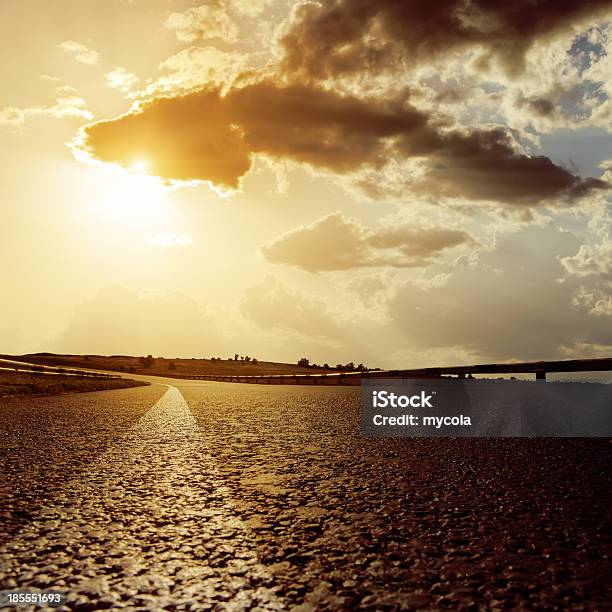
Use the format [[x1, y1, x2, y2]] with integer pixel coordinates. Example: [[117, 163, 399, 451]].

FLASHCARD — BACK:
[[297, 357, 376, 372]]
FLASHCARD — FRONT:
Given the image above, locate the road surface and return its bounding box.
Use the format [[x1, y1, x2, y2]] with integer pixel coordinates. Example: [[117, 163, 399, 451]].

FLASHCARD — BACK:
[[0, 378, 610, 610]]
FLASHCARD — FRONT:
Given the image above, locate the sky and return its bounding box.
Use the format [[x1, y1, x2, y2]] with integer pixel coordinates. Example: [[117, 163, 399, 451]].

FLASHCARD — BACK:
[[1, 0, 611, 369]]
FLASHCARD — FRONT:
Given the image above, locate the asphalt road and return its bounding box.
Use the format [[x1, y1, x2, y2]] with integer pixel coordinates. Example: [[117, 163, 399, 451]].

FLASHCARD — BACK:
[[0, 378, 610, 610]]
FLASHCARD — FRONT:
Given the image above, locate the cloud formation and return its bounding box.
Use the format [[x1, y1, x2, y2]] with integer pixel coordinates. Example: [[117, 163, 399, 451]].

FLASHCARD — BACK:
[[164, 0, 273, 43], [280, 0, 612, 80], [77, 78, 606, 203], [416, 128, 607, 203], [105, 67, 139, 93], [139, 47, 248, 96], [562, 241, 612, 279], [0, 86, 92, 126], [263, 212, 474, 271], [240, 276, 343, 341], [165, 4, 239, 42], [58, 40, 99, 65], [387, 224, 612, 361]]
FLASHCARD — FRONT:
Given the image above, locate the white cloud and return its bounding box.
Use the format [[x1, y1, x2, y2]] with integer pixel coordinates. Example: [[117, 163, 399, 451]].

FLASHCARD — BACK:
[[58, 40, 99, 65], [561, 189, 612, 282], [165, 5, 238, 42], [562, 241, 612, 279], [0, 87, 93, 126], [132, 47, 248, 98], [105, 67, 139, 92], [231, 0, 273, 18], [0, 107, 25, 126], [164, 0, 275, 43]]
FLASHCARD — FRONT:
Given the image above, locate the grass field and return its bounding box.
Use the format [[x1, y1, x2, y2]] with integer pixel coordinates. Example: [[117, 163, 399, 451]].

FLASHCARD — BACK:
[[0, 370, 148, 398], [1, 353, 339, 379]]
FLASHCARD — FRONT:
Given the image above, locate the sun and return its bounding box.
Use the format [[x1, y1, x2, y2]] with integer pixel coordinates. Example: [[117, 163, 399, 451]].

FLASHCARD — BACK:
[[87, 161, 170, 227], [130, 159, 150, 174]]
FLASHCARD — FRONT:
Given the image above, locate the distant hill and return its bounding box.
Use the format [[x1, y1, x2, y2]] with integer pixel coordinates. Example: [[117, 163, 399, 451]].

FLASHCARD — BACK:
[[2, 353, 339, 378]]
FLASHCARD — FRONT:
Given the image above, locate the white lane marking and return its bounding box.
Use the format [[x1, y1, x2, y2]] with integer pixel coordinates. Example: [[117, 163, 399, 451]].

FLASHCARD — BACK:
[[0, 385, 284, 610]]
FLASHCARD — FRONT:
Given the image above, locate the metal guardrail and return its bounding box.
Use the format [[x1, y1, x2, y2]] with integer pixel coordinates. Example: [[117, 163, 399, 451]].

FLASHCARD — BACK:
[[174, 358, 612, 385], [183, 372, 363, 385], [0, 358, 120, 379], [2, 357, 611, 386]]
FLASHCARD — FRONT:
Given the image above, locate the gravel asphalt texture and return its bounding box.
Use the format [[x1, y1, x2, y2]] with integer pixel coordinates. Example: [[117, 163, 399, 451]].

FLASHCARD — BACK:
[[0, 378, 610, 610]]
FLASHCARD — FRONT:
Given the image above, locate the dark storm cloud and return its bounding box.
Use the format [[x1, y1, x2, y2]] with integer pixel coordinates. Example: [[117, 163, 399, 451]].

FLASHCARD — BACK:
[[280, 0, 612, 80], [79, 79, 606, 203], [526, 98, 556, 117], [415, 128, 607, 203], [80, 81, 427, 188], [227, 79, 427, 176], [79, 89, 252, 187]]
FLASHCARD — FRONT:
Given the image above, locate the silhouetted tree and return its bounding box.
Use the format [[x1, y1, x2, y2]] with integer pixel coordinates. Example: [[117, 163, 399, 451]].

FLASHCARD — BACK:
[[298, 357, 310, 367], [139, 355, 155, 368]]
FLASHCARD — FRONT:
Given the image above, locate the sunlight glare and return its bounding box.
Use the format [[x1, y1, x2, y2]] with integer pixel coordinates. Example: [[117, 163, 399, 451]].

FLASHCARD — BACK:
[[130, 159, 149, 174], [87, 163, 171, 229]]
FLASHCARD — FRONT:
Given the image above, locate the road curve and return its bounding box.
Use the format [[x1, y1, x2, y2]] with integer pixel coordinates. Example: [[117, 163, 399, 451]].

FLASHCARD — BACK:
[[0, 378, 610, 610]]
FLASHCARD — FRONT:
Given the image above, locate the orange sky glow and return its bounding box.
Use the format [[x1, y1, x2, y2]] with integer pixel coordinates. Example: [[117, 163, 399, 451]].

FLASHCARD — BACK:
[[1, 0, 611, 369]]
